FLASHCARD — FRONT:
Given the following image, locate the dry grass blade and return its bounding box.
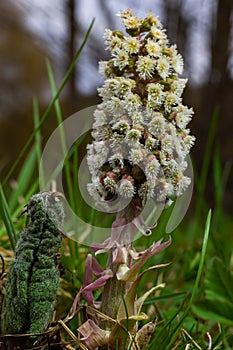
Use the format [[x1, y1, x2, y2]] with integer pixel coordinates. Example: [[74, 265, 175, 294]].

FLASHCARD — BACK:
[[58, 320, 88, 350], [87, 306, 116, 323], [181, 328, 202, 349]]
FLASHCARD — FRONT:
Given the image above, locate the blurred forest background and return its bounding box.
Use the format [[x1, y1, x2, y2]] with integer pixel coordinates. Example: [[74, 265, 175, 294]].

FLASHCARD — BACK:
[[0, 0, 232, 214]]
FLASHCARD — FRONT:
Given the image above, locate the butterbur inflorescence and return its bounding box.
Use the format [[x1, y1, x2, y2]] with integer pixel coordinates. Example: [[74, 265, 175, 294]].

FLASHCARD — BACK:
[[77, 10, 196, 350], [87, 10, 195, 209]]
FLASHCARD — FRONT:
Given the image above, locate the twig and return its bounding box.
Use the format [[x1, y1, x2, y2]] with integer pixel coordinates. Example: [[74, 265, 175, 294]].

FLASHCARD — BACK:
[[181, 328, 202, 350], [206, 332, 212, 350]]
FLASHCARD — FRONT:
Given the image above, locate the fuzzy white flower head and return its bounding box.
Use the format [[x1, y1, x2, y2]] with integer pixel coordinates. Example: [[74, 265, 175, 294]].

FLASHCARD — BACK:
[[176, 176, 191, 196], [183, 135, 196, 153], [105, 97, 124, 116], [164, 159, 178, 175], [104, 176, 117, 193], [136, 56, 156, 80], [156, 56, 171, 80], [93, 109, 107, 127], [123, 37, 140, 54], [112, 120, 130, 139], [147, 83, 164, 108], [175, 108, 193, 129], [129, 148, 144, 165], [124, 93, 142, 112], [161, 134, 174, 154], [94, 141, 109, 156], [113, 49, 129, 70], [145, 156, 160, 179], [171, 78, 188, 97], [126, 128, 142, 146], [108, 151, 124, 169], [150, 26, 167, 42], [131, 111, 144, 125], [87, 10, 195, 206], [146, 12, 162, 27], [148, 114, 165, 136], [172, 52, 184, 74], [118, 177, 135, 198], [164, 93, 181, 113], [122, 15, 141, 30], [110, 36, 123, 54], [157, 181, 174, 201], [146, 39, 162, 57], [145, 136, 159, 151], [138, 180, 155, 201], [103, 29, 113, 45], [87, 182, 101, 202], [118, 78, 136, 96], [99, 61, 117, 79]]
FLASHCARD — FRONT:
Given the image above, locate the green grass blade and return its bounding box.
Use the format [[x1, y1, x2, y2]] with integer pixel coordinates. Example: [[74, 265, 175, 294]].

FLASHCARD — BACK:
[[3, 18, 95, 186], [143, 291, 187, 304], [45, 59, 74, 207], [72, 142, 79, 214], [193, 110, 218, 225], [0, 178, 38, 237], [33, 98, 44, 188], [186, 210, 211, 308], [8, 144, 38, 212], [213, 147, 231, 226], [198, 109, 219, 196], [165, 209, 211, 348], [190, 109, 218, 239], [0, 183, 17, 249], [149, 293, 190, 349], [7, 101, 42, 217], [12, 179, 38, 220], [213, 147, 222, 209]]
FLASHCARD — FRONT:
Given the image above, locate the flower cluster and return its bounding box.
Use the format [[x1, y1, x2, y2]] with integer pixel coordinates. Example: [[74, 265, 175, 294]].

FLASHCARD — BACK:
[[87, 10, 195, 208]]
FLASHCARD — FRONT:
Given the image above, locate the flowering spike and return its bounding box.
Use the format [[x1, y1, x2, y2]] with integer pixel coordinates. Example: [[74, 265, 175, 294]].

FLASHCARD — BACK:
[[83, 10, 195, 349], [87, 10, 195, 212]]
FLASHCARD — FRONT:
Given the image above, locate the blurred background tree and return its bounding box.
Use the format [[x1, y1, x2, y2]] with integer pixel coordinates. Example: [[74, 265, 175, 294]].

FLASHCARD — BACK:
[[0, 0, 232, 212]]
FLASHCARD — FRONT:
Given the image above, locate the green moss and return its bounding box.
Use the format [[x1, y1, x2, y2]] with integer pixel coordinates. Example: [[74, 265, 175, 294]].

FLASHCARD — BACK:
[[1, 191, 64, 335]]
